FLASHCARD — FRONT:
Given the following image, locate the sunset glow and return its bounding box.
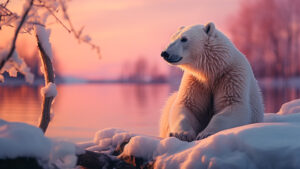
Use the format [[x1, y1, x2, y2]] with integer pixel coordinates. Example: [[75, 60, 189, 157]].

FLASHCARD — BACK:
[[1, 0, 300, 168], [0, 0, 240, 79]]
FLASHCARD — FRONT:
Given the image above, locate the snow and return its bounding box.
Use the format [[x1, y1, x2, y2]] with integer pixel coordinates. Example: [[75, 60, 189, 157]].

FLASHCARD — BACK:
[[2, 98, 300, 169], [36, 25, 53, 61], [41, 82, 57, 97], [77, 128, 136, 154], [0, 50, 34, 84], [0, 119, 51, 159], [85, 99, 300, 169], [278, 99, 300, 115], [49, 140, 77, 169], [0, 120, 77, 169]]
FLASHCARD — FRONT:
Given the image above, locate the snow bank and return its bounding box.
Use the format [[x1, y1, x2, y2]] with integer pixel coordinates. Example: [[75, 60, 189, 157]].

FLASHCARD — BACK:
[[0, 120, 77, 169], [2, 99, 300, 169], [0, 119, 51, 160], [41, 82, 57, 97], [121, 120, 300, 169], [277, 99, 300, 115], [86, 99, 300, 169]]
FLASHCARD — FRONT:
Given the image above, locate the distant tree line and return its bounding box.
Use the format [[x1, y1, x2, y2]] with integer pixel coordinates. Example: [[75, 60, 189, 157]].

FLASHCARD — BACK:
[[229, 0, 300, 78], [120, 56, 167, 83]]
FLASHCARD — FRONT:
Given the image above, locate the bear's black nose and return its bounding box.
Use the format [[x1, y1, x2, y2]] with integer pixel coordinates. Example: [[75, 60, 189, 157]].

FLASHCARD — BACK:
[[161, 51, 169, 58]]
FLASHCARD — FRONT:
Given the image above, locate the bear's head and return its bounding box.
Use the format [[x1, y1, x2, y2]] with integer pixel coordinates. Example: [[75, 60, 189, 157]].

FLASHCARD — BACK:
[[161, 22, 231, 81]]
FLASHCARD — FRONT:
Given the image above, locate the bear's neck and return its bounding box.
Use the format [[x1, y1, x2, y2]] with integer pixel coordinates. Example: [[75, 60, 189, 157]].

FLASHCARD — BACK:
[[197, 44, 230, 85], [180, 65, 211, 85]]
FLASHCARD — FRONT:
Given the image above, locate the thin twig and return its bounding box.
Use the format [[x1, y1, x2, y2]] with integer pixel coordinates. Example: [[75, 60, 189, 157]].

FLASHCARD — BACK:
[[3, 0, 10, 7], [33, 1, 72, 33], [0, 0, 34, 70], [45, 6, 71, 33]]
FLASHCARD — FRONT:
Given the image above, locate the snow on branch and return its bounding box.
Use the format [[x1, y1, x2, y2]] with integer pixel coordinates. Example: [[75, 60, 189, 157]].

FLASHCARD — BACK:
[[35, 25, 53, 61], [0, 0, 102, 136], [41, 82, 57, 97], [34, 0, 101, 57], [36, 25, 55, 133], [0, 49, 34, 83], [0, 0, 34, 70], [0, 0, 101, 81]]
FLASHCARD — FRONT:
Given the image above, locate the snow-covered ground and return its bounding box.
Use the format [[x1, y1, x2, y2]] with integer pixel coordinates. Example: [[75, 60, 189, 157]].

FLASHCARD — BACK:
[[0, 120, 77, 169], [1, 99, 300, 169], [80, 99, 300, 169]]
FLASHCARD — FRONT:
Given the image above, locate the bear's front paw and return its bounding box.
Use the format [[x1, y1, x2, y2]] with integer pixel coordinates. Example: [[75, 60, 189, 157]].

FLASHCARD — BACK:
[[169, 131, 196, 142], [196, 132, 213, 140]]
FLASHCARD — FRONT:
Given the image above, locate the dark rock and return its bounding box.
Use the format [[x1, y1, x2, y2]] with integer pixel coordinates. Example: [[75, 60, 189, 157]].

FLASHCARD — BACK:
[[77, 150, 136, 169], [0, 157, 43, 169]]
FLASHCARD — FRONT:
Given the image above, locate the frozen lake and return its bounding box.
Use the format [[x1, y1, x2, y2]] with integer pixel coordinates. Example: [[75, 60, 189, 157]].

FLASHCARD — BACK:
[[0, 81, 300, 142]]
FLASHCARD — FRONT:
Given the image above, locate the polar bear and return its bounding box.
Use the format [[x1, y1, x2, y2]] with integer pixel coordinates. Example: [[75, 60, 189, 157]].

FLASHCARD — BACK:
[[159, 23, 264, 141]]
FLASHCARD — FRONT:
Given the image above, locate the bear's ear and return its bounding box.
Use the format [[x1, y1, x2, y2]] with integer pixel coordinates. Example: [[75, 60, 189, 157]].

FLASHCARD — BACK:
[[179, 26, 185, 30], [204, 22, 215, 36]]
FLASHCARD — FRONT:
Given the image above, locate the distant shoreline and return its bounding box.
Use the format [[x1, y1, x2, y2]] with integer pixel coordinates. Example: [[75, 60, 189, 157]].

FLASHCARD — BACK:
[[1, 76, 300, 87], [0, 78, 170, 86]]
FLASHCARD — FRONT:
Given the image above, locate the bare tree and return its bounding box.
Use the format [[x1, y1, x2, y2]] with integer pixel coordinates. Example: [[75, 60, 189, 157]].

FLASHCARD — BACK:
[[228, 0, 300, 78], [0, 0, 100, 133]]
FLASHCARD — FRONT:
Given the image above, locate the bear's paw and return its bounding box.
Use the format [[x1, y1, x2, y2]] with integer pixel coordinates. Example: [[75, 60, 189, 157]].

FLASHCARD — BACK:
[[169, 131, 196, 142], [196, 131, 213, 140]]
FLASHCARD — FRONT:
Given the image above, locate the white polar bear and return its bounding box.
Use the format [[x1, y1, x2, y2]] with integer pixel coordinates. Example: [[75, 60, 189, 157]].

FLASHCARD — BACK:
[[159, 23, 264, 141]]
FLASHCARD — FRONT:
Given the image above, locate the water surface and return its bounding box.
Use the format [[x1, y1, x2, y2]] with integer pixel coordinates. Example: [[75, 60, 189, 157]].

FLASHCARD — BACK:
[[0, 82, 299, 142]]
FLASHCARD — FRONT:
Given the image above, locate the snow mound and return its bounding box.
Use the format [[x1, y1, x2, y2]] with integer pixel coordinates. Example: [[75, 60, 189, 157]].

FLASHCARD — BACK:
[[77, 128, 136, 154], [122, 119, 300, 169], [87, 99, 300, 169], [277, 99, 300, 115], [0, 119, 51, 159], [121, 119, 300, 169], [0, 120, 77, 169]]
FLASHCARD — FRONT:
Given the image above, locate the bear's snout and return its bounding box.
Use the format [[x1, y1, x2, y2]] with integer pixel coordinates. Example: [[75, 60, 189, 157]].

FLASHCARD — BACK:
[[161, 51, 170, 59], [161, 51, 182, 63]]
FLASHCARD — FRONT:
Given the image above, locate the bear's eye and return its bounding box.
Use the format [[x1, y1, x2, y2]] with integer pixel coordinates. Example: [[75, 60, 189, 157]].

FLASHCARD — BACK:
[[180, 37, 188, 43]]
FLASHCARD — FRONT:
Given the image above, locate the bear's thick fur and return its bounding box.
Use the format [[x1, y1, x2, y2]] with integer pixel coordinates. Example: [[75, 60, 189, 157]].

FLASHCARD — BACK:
[[160, 23, 264, 141]]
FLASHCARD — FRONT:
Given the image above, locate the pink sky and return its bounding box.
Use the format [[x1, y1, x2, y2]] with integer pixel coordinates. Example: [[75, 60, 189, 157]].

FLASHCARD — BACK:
[[1, 0, 241, 80]]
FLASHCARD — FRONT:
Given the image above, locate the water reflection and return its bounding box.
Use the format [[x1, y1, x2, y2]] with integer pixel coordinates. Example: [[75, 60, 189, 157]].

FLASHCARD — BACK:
[[0, 83, 299, 142], [260, 82, 300, 113], [48, 84, 169, 142], [0, 86, 41, 126]]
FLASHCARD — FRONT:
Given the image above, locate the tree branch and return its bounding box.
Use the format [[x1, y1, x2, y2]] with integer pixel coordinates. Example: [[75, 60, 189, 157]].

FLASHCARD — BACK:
[[0, 0, 34, 70], [36, 34, 55, 133]]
